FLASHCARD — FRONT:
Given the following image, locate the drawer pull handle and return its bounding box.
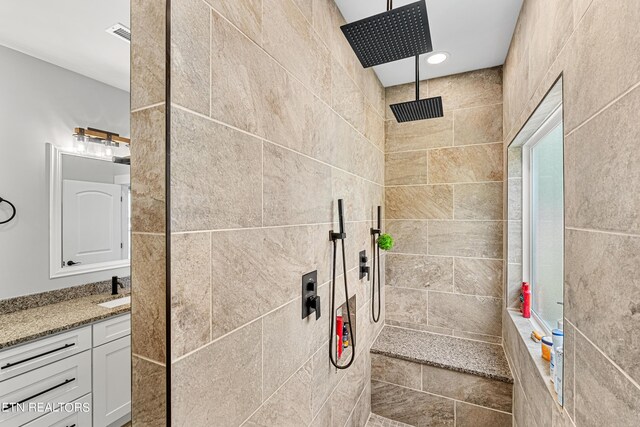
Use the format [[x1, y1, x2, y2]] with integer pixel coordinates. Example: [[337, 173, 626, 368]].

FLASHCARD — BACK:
[[1, 343, 76, 369], [67, 424, 76, 427], [2, 378, 75, 410]]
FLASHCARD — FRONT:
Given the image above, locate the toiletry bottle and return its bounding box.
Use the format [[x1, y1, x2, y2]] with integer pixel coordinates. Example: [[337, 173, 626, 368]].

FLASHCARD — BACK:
[[522, 282, 531, 318], [336, 316, 343, 358], [550, 349, 555, 382], [342, 324, 349, 349], [555, 346, 564, 404]]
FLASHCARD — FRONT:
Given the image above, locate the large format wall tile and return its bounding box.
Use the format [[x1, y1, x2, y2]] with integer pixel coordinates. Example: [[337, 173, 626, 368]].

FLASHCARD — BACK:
[[454, 258, 503, 298], [386, 286, 429, 325], [263, 0, 331, 103], [574, 332, 640, 426], [210, 225, 330, 340], [455, 402, 512, 427], [385, 113, 453, 152], [565, 85, 640, 234], [385, 254, 453, 292], [564, 0, 640, 131], [331, 59, 365, 134], [205, 0, 262, 44], [428, 292, 502, 336], [454, 104, 503, 145], [245, 360, 313, 427], [385, 185, 453, 220], [385, 151, 428, 185], [131, 234, 166, 363], [565, 229, 640, 383], [454, 182, 503, 220], [428, 67, 502, 111], [171, 232, 211, 359], [132, 356, 166, 427], [210, 11, 313, 158], [263, 287, 329, 397], [172, 321, 262, 426], [171, 108, 262, 231], [131, 0, 165, 110], [171, 0, 210, 115], [131, 106, 165, 234], [371, 353, 422, 389], [428, 143, 503, 184], [263, 142, 332, 226], [429, 220, 503, 259], [421, 364, 512, 412], [371, 380, 455, 426], [331, 352, 368, 427], [385, 220, 429, 255]]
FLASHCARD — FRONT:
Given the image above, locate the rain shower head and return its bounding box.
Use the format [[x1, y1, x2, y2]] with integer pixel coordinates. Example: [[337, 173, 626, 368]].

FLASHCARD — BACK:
[[389, 55, 445, 123], [390, 96, 443, 122], [340, 1, 433, 68]]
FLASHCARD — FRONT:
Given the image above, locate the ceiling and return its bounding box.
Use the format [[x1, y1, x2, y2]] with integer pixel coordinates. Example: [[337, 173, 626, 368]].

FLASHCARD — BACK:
[[334, 0, 523, 87], [0, 0, 130, 92]]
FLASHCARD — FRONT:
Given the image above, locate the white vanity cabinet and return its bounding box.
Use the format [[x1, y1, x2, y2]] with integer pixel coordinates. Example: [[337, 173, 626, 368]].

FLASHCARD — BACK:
[[0, 313, 131, 427], [91, 316, 131, 427]]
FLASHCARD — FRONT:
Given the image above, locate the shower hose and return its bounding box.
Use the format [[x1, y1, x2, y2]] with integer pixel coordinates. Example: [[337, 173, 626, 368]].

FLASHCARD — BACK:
[[329, 236, 355, 369], [371, 235, 381, 323]]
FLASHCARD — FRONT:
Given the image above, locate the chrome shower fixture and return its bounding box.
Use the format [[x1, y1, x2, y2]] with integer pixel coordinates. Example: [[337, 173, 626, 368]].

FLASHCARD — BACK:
[[341, 1, 434, 68]]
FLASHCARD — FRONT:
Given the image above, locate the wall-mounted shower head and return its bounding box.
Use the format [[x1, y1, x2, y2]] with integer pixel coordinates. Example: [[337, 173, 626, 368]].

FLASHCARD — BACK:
[[340, 1, 433, 68], [390, 55, 444, 123]]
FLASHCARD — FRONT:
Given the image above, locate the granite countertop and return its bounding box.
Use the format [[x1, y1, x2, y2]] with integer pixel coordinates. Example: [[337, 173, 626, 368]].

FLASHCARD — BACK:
[[0, 292, 130, 350], [371, 325, 513, 383]]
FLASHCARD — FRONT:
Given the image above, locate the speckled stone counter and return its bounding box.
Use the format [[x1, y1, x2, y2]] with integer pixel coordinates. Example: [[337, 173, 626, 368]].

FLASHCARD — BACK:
[[371, 325, 513, 383], [0, 292, 130, 350]]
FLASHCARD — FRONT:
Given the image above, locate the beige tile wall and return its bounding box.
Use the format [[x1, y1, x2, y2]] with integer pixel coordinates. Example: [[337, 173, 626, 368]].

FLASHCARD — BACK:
[[167, 0, 385, 425], [131, 0, 167, 425], [384, 67, 505, 344], [502, 0, 640, 425]]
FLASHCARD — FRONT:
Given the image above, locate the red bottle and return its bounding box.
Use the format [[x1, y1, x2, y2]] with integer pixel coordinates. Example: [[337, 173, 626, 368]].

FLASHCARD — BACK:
[[336, 316, 343, 358], [522, 282, 531, 318]]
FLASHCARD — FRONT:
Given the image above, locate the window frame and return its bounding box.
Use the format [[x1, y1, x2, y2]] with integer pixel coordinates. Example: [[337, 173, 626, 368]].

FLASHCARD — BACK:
[[521, 105, 564, 335]]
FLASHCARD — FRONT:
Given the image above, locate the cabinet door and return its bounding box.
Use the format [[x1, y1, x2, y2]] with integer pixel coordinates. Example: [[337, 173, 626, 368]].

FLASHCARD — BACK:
[[92, 336, 131, 427]]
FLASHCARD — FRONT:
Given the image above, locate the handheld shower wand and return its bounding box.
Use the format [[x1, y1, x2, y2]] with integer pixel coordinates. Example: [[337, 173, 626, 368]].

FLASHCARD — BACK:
[[370, 206, 382, 323], [329, 199, 355, 369]]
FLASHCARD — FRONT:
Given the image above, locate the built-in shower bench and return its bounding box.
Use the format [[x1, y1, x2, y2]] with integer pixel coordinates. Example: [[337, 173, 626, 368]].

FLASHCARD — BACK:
[[370, 325, 513, 426]]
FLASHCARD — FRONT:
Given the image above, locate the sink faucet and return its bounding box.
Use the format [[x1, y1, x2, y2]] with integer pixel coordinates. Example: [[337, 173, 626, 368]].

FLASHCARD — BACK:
[[112, 276, 124, 295]]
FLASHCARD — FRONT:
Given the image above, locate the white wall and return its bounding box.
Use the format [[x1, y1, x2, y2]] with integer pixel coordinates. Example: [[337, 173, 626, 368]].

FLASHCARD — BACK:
[[0, 45, 130, 299]]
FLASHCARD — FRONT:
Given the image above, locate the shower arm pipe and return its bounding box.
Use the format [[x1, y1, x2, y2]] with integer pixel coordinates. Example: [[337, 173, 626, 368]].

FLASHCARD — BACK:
[[329, 199, 355, 369], [415, 55, 420, 101]]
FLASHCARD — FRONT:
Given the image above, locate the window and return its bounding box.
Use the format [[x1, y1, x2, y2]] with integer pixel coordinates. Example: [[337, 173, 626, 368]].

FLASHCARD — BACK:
[[522, 106, 564, 331]]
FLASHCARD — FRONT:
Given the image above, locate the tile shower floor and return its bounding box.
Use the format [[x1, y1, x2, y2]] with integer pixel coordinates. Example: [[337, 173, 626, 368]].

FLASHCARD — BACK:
[[366, 413, 414, 427]]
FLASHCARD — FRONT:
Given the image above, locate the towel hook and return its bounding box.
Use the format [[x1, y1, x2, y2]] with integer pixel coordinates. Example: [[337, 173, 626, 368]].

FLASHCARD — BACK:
[[0, 197, 16, 224]]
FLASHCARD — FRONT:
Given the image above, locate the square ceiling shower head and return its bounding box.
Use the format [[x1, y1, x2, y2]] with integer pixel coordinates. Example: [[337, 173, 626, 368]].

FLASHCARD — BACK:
[[340, 1, 433, 68], [390, 96, 444, 122]]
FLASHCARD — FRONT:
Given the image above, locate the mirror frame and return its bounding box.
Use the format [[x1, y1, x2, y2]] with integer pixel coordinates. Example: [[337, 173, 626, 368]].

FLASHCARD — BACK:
[[47, 143, 131, 278]]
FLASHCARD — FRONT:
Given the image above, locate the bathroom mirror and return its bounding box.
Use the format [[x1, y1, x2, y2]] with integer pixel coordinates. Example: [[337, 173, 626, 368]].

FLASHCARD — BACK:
[[48, 144, 131, 278]]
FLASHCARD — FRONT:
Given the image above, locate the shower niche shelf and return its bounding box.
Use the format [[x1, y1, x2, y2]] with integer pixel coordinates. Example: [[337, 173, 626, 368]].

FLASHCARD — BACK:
[[335, 295, 356, 364]]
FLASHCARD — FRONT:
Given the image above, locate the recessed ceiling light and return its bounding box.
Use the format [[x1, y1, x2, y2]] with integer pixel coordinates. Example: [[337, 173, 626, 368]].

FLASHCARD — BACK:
[[426, 52, 449, 65]]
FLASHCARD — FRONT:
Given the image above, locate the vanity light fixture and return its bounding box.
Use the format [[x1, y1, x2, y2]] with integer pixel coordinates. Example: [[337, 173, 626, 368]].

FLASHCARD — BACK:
[[73, 127, 130, 145], [426, 52, 449, 65]]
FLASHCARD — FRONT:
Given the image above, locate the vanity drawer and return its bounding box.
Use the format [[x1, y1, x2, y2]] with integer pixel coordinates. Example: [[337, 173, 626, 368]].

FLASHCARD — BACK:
[[0, 327, 91, 382], [93, 314, 131, 347], [0, 350, 91, 426], [22, 393, 92, 427]]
